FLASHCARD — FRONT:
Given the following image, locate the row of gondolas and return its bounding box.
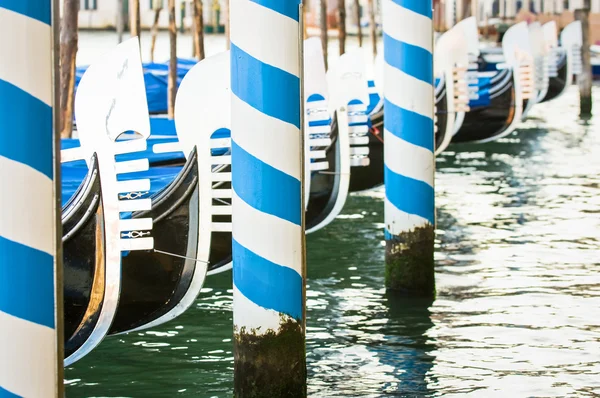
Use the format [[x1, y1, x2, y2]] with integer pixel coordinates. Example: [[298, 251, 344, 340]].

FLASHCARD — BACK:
[[60, 18, 583, 364]]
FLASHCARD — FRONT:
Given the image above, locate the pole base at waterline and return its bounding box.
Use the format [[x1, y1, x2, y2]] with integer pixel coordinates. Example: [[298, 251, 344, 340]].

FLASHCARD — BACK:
[[580, 96, 593, 119], [234, 318, 307, 398], [385, 225, 436, 297]]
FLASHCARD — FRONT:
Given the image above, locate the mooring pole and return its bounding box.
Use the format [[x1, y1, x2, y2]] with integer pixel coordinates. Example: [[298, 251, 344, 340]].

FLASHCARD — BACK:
[[368, 0, 377, 58], [382, 0, 435, 296], [320, 0, 329, 69], [575, 0, 592, 118], [0, 0, 64, 396], [230, 0, 306, 396]]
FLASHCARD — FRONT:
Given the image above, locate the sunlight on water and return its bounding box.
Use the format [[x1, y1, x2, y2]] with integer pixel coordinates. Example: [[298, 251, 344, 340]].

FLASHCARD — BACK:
[[65, 33, 600, 397]]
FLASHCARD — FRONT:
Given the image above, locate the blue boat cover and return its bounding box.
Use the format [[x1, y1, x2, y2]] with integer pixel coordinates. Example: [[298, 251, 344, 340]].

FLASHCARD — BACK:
[[76, 58, 198, 114]]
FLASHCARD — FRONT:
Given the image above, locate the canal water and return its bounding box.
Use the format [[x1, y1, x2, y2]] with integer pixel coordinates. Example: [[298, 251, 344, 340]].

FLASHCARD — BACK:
[[65, 32, 600, 396]]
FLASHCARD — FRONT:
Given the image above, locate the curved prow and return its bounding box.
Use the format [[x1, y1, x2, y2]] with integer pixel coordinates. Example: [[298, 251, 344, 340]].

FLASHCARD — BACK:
[[499, 22, 534, 138], [304, 38, 331, 210], [528, 22, 551, 107], [434, 22, 470, 153], [67, 37, 154, 365], [307, 50, 369, 233], [452, 16, 481, 137], [543, 21, 560, 79], [561, 20, 583, 86], [177, 51, 233, 276]]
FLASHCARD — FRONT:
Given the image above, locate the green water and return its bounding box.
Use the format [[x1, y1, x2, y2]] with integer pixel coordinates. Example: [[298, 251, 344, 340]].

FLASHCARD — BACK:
[[65, 87, 600, 396]]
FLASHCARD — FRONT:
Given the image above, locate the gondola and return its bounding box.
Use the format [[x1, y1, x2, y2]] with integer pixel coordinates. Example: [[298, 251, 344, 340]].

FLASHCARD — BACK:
[[453, 22, 534, 144], [542, 49, 568, 103], [61, 38, 211, 364], [452, 67, 517, 143], [62, 149, 202, 337]]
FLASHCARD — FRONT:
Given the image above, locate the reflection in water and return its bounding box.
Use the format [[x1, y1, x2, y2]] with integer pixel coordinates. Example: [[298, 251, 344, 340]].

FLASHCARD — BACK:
[[65, 72, 600, 397]]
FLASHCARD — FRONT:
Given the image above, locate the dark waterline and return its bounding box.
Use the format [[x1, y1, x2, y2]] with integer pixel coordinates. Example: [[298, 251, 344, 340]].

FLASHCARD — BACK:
[[65, 86, 600, 396]]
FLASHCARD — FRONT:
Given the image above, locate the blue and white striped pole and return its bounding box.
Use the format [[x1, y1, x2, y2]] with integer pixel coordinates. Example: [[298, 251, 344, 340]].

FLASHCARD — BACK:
[[0, 0, 63, 395], [230, 0, 306, 395], [382, 0, 435, 295]]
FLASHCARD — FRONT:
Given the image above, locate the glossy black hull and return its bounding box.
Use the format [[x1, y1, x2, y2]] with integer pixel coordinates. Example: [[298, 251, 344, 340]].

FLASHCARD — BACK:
[[542, 53, 568, 103], [452, 69, 516, 143], [306, 114, 343, 229], [62, 154, 106, 358], [109, 148, 200, 334]]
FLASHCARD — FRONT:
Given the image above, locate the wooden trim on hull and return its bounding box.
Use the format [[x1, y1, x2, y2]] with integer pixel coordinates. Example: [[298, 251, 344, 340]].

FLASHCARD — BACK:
[[62, 154, 106, 358]]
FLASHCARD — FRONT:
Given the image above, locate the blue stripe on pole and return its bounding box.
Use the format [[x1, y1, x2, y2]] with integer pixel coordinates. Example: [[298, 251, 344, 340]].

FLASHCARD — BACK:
[[0, 236, 55, 329], [0, 385, 20, 398], [383, 34, 433, 85], [231, 44, 301, 129], [232, 239, 303, 320], [389, 0, 432, 18], [384, 99, 434, 151], [384, 166, 435, 224], [250, 0, 300, 21], [0, 0, 51, 24], [0, 79, 53, 179], [231, 140, 301, 226]]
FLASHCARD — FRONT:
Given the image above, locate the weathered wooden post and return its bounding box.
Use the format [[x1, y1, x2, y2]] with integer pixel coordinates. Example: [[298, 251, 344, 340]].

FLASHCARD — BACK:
[[225, 0, 230, 49], [575, 0, 592, 118], [368, 0, 377, 58], [339, 0, 347, 54], [354, 0, 363, 47], [168, 0, 177, 119], [150, 0, 163, 62], [192, 0, 205, 60], [230, 0, 307, 395], [60, 0, 79, 138], [130, 0, 141, 40], [0, 0, 64, 395], [382, 0, 435, 296], [117, 0, 125, 43], [320, 0, 329, 69]]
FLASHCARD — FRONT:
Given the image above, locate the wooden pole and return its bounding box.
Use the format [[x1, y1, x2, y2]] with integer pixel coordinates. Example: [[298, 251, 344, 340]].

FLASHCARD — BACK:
[[225, 0, 231, 49], [383, 0, 435, 296], [130, 0, 141, 40], [230, 0, 307, 393], [116, 0, 125, 43], [338, 0, 347, 55], [320, 0, 329, 69], [150, 6, 163, 62], [59, 0, 80, 138], [368, 0, 377, 58], [0, 0, 64, 394], [193, 0, 206, 60], [212, 0, 219, 34], [576, 1, 592, 118], [354, 0, 363, 47], [303, 0, 308, 39], [168, 0, 177, 119]]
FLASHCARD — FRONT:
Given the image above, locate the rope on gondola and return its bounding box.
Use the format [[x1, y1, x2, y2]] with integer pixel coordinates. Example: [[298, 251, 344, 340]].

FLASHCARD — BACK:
[[153, 248, 210, 264]]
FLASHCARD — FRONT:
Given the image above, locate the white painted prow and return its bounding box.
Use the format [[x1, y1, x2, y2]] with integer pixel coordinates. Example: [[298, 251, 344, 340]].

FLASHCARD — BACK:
[[68, 37, 154, 365], [434, 22, 470, 153]]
